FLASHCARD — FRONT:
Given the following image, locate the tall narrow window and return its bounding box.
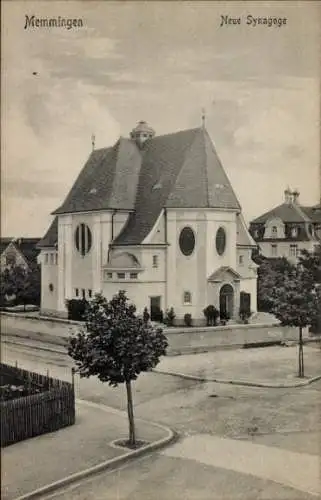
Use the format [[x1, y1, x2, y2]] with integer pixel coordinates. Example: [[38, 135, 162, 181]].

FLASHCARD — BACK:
[[82, 289, 86, 299], [75, 288, 79, 298], [75, 224, 92, 256], [272, 226, 277, 237], [44, 253, 49, 264], [239, 255, 244, 265], [152, 255, 158, 268], [88, 289, 92, 299], [271, 244, 277, 257], [290, 244, 298, 257]]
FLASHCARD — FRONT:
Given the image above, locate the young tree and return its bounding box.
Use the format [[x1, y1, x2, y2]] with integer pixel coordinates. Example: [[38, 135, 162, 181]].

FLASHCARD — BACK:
[[68, 291, 168, 446], [267, 266, 318, 377]]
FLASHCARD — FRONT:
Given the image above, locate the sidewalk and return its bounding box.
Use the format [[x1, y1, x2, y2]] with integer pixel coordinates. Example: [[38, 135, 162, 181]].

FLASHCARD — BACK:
[[2, 400, 173, 500], [155, 345, 321, 387]]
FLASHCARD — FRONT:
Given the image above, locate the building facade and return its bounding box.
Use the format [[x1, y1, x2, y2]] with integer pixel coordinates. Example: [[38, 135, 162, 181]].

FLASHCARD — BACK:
[[38, 122, 257, 324], [249, 189, 321, 263]]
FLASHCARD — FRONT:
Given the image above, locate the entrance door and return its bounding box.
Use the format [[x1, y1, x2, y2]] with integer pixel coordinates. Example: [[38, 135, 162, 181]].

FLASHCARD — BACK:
[[150, 296, 161, 321], [219, 284, 234, 318]]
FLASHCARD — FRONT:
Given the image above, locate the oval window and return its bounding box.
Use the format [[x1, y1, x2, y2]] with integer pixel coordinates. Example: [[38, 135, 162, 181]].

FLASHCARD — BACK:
[[179, 227, 195, 256], [216, 227, 226, 255], [75, 224, 92, 256]]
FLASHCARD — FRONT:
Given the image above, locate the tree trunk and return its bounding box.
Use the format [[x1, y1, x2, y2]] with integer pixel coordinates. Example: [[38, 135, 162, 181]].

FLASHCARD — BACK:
[[298, 326, 304, 378], [125, 379, 136, 446]]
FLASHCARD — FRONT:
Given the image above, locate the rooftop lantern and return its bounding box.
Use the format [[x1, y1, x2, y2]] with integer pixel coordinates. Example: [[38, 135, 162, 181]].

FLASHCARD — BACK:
[[130, 121, 155, 148]]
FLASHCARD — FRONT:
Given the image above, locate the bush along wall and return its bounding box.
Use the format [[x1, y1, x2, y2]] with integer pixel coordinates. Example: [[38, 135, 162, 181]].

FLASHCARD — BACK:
[[66, 299, 89, 321]]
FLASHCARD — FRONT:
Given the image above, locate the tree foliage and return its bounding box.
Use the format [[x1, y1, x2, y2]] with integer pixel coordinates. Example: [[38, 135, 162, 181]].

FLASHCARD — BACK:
[[0, 264, 40, 308], [67, 291, 168, 445], [257, 257, 295, 312], [266, 264, 319, 377]]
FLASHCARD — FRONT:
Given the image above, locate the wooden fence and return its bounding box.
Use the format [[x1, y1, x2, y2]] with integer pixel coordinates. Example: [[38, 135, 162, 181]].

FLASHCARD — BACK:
[[1, 363, 75, 447]]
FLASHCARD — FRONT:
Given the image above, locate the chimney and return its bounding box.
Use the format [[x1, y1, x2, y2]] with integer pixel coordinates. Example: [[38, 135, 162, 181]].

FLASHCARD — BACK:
[[292, 189, 300, 204], [284, 188, 291, 204]]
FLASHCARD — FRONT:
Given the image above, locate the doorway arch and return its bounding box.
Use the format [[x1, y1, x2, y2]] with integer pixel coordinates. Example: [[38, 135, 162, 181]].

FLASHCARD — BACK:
[[219, 284, 234, 318]]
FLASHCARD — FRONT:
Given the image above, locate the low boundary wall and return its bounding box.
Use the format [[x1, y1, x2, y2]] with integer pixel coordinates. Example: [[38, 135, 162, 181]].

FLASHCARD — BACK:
[[1, 311, 316, 355]]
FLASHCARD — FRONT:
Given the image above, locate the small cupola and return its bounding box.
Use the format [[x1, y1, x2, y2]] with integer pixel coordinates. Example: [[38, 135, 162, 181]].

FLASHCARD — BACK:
[[130, 121, 155, 148]]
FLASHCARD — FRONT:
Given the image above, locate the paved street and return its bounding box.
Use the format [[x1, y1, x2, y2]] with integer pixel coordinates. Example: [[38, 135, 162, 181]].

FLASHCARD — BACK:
[[2, 340, 321, 499]]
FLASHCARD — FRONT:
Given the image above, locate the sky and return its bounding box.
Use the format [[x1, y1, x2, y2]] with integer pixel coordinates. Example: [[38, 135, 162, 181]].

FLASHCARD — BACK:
[[1, 0, 321, 237]]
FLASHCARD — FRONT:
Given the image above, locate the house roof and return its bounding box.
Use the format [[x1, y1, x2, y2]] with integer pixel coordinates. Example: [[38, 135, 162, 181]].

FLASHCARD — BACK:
[[301, 204, 321, 223], [43, 126, 241, 247], [37, 217, 58, 248], [0, 238, 40, 266], [236, 215, 256, 247], [113, 127, 240, 245], [251, 202, 313, 224]]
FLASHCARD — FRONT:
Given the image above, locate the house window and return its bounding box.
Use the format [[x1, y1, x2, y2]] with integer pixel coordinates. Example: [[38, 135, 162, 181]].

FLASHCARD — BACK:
[[271, 244, 278, 257], [183, 291, 192, 304], [130, 272, 138, 279], [239, 255, 244, 265], [88, 289, 92, 299], [254, 229, 259, 239], [291, 227, 298, 238], [55, 254, 58, 265], [44, 253, 49, 264], [82, 289, 86, 299], [290, 244, 298, 257], [106, 272, 113, 280], [117, 272, 125, 279], [272, 226, 277, 237], [75, 288, 79, 297], [152, 255, 158, 268], [50, 253, 55, 265], [75, 223, 92, 256], [5, 253, 16, 266]]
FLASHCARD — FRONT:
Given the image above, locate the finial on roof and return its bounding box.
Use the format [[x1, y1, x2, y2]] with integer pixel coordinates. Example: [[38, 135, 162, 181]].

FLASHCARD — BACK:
[[201, 108, 206, 128], [91, 133, 96, 151], [130, 120, 155, 148]]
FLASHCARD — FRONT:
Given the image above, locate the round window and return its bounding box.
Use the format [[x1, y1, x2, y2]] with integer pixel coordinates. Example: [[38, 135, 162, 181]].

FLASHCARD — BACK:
[[179, 227, 195, 256], [216, 227, 226, 255], [75, 224, 92, 256]]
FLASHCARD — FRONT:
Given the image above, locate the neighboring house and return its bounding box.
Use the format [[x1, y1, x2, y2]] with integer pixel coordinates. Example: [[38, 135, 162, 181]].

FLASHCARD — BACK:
[[249, 189, 321, 262], [38, 121, 257, 323], [0, 238, 40, 271]]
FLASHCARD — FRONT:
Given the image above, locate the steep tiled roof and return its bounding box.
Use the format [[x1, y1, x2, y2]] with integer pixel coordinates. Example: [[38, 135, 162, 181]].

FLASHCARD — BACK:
[[37, 217, 58, 248], [45, 126, 241, 246], [301, 204, 321, 223], [236, 215, 256, 247], [114, 128, 240, 245], [251, 202, 312, 224], [53, 139, 142, 214]]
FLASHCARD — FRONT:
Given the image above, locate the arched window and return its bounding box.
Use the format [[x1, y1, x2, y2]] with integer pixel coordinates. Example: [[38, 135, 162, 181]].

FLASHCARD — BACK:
[[179, 227, 195, 256], [216, 227, 226, 255], [272, 226, 277, 237], [75, 224, 92, 256]]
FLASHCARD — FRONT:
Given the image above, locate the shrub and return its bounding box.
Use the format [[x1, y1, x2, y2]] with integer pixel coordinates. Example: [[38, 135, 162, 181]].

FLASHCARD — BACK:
[[220, 311, 230, 325], [66, 299, 88, 321], [184, 313, 192, 327], [164, 307, 176, 326], [203, 305, 219, 326], [143, 307, 150, 324]]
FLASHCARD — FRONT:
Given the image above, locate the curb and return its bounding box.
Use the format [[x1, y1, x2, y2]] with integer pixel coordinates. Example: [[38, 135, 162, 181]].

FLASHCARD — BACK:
[[153, 369, 321, 389], [14, 400, 177, 500]]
